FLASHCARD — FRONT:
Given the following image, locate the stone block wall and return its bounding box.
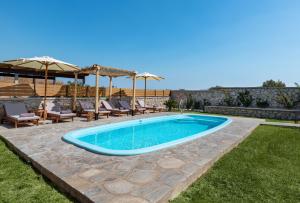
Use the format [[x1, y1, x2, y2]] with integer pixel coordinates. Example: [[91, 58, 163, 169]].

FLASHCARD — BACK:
[[171, 87, 300, 109], [205, 106, 300, 120]]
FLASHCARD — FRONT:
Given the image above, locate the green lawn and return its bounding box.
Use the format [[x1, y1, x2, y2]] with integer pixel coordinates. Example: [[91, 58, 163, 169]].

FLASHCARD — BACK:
[[172, 125, 300, 203], [0, 139, 70, 203]]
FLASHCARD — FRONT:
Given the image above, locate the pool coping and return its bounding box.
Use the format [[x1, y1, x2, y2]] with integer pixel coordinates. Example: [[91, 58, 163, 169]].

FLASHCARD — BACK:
[[0, 113, 261, 203]]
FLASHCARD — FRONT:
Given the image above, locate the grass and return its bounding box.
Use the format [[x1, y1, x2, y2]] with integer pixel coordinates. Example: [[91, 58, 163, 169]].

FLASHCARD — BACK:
[[172, 125, 300, 203], [0, 139, 71, 203]]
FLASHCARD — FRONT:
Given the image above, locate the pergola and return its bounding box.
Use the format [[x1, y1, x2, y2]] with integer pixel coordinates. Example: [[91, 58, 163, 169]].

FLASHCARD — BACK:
[[80, 64, 137, 118], [80, 64, 136, 119]]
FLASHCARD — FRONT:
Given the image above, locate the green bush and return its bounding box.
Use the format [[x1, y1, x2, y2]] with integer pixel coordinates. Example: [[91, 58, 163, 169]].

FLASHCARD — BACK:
[[276, 89, 296, 109], [186, 94, 194, 109], [256, 98, 269, 108], [164, 99, 178, 111], [237, 90, 253, 107], [194, 100, 202, 109], [223, 94, 236, 106]]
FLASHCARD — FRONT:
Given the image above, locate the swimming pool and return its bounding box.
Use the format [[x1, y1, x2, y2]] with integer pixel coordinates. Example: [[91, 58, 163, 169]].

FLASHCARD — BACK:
[[63, 114, 231, 155]]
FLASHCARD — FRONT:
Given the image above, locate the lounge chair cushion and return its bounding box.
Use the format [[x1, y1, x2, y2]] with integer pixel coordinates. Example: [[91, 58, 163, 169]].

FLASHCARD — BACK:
[[8, 115, 40, 121], [48, 111, 76, 117], [79, 101, 94, 111], [4, 103, 28, 116], [45, 102, 61, 112], [60, 110, 72, 114], [102, 100, 129, 113], [20, 113, 35, 117]]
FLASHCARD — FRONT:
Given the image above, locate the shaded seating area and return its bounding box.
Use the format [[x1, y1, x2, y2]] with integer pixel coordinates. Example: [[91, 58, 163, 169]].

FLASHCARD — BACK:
[[81, 64, 137, 119], [101, 100, 130, 116], [78, 100, 110, 119], [137, 99, 165, 112], [2, 102, 40, 128], [119, 100, 147, 114], [44, 101, 76, 123], [0, 58, 167, 127]]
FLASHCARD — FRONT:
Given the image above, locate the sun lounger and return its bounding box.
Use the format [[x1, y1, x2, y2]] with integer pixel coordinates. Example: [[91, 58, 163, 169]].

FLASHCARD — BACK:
[[101, 100, 129, 116], [79, 100, 110, 118], [3, 102, 40, 128], [45, 102, 76, 123], [119, 100, 147, 114], [137, 99, 165, 112]]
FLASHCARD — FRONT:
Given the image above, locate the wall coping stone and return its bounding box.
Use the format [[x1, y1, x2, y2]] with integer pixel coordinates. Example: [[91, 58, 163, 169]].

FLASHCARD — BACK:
[[206, 106, 300, 112]]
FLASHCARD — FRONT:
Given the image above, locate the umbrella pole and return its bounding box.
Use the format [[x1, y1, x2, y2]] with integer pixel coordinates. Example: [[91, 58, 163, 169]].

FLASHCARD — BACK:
[[43, 64, 48, 120], [95, 67, 100, 120], [73, 72, 78, 112], [144, 77, 147, 105], [109, 76, 112, 101], [132, 74, 136, 116]]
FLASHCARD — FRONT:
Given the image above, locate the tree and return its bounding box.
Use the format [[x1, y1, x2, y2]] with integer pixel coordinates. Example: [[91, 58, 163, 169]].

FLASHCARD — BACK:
[[262, 80, 286, 88]]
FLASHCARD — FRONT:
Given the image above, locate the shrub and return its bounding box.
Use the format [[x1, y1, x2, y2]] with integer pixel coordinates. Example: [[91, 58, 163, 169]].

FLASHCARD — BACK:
[[237, 90, 253, 107], [276, 89, 296, 109], [164, 99, 178, 111], [256, 98, 269, 108], [186, 94, 194, 110], [223, 94, 236, 106], [193, 100, 202, 109], [203, 99, 211, 106], [262, 79, 286, 88]]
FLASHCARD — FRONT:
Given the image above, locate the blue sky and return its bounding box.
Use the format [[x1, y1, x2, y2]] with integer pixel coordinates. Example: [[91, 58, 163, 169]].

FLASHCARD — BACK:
[[0, 0, 300, 89]]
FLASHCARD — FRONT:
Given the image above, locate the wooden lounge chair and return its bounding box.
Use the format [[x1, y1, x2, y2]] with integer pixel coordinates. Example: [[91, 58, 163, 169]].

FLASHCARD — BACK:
[[101, 100, 129, 116], [45, 102, 76, 123], [118, 100, 147, 114], [137, 99, 165, 112], [2, 102, 40, 128], [79, 100, 110, 118]]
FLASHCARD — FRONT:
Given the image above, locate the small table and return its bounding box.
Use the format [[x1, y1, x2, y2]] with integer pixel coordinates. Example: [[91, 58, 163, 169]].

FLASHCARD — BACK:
[[34, 109, 46, 119], [86, 111, 94, 122], [86, 111, 110, 121]]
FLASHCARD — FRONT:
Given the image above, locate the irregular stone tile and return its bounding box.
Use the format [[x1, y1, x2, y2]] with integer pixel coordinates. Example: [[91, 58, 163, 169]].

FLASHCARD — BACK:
[[111, 195, 149, 203], [90, 189, 114, 203], [159, 170, 186, 187], [157, 157, 185, 169], [116, 159, 139, 171], [143, 184, 171, 202], [104, 179, 135, 194], [181, 163, 200, 177], [79, 168, 104, 178], [128, 169, 158, 184]]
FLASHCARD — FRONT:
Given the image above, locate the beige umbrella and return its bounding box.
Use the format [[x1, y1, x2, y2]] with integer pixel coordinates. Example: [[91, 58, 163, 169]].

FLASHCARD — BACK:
[[136, 72, 164, 104], [3, 56, 80, 119]]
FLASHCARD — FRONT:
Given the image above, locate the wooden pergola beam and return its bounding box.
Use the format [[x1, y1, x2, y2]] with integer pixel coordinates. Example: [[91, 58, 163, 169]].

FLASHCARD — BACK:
[[80, 64, 136, 77]]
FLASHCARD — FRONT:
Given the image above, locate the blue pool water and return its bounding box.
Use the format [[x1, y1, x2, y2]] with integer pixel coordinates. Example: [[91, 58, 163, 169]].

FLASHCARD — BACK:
[[63, 114, 231, 155]]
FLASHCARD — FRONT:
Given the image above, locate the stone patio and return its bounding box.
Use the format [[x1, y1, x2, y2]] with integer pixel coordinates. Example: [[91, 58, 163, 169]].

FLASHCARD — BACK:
[[0, 113, 261, 203]]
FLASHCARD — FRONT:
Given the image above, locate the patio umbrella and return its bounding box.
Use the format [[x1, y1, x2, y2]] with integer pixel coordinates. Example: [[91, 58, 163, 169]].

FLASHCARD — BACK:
[[3, 56, 80, 119], [136, 72, 164, 104]]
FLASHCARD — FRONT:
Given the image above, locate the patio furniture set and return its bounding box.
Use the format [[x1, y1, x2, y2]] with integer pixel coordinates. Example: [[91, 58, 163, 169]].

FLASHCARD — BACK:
[[1, 99, 166, 128]]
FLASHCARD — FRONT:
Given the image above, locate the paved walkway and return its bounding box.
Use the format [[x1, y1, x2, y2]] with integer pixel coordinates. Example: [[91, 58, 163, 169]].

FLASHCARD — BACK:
[[0, 113, 261, 203], [262, 121, 300, 128]]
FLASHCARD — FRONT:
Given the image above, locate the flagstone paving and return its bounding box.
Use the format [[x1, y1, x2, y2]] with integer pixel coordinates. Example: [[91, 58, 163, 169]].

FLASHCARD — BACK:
[[0, 113, 261, 203]]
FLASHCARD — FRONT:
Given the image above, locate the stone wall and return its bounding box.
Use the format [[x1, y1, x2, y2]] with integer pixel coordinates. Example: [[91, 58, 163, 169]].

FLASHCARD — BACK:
[[205, 106, 300, 120], [0, 96, 169, 120], [171, 87, 300, 109]]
